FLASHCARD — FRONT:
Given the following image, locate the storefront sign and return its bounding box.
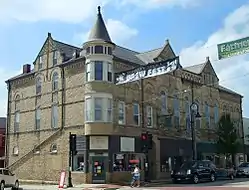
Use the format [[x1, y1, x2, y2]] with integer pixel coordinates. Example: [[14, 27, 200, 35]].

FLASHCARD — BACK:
[[90, 136, 108, 150], [120, 137, 135, 152], [115, 57, 180, 85], [217, 36, 249, 60]]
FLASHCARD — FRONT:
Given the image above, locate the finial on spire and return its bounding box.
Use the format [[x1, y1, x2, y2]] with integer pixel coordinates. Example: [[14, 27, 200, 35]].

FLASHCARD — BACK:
[[98, 6, 101, 14]]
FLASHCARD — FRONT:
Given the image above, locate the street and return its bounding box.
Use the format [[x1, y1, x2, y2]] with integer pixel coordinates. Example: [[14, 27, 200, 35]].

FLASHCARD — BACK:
[[14, 178, 249, 190]]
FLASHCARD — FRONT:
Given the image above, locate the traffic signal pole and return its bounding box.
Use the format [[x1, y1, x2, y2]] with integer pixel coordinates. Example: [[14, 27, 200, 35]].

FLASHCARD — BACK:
[[140, 78, 150, 182], [68, 132, 73, 187]]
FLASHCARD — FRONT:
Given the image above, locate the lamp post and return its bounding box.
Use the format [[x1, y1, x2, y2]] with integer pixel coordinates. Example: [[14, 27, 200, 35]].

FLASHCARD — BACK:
[[190, 102, 201, 160]]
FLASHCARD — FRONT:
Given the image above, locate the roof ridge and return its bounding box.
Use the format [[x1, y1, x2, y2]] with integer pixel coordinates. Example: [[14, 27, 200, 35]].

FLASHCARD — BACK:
[[183, 62, 205, 68], [138, 47, 163, 55], [54, 40, 82, 49], [116, 45, 140, 53]]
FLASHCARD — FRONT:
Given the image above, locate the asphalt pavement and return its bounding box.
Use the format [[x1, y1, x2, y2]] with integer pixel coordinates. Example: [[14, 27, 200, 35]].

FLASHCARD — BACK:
[[12, 178, 249, 190]]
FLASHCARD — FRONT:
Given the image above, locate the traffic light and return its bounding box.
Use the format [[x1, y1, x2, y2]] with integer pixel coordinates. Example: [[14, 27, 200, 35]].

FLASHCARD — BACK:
[[141, 132, 148, 152], [70, 134, 77, 155]]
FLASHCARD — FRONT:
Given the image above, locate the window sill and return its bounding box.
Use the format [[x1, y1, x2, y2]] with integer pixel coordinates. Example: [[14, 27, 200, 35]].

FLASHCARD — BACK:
[[84, 80, 113, 84], [50, 151, 57, 155], [85, 121, 113, 124]]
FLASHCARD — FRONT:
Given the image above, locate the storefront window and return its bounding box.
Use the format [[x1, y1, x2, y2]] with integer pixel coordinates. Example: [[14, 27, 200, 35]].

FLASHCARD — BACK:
[[113, 153, 142, 172], [73, 152, 85, 172]]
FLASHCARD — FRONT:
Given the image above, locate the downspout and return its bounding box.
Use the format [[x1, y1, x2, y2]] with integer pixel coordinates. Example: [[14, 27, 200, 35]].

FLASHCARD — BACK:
[[5, 81, 11, 167], [61, 67, 65, 130]]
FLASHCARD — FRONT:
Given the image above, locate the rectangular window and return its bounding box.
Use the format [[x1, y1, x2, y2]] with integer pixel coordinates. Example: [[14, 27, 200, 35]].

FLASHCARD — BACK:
[[94, 98, 102, 121], [35, 108, 41, 130], [108, 47, 112, 55], [73, 152, 85, 172], [38, 56, 43, 70], [95, 46, 104, 54], [85, 98, 91, 121], [107, 98, 112, 122], [146, 106, 153, 128], [118, 101, 125, 125], [133, 103, 140, 126], [14, 111, 20, 133], [53, 51, 57, 65], [94, 61, 103, 80], [107, 62, 112, 82], [51, 104, 58, 128], [86, 63, 91, 82]]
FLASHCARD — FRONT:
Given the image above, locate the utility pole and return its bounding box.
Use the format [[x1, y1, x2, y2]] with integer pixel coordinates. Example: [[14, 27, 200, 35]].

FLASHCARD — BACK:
[[190, 82, 197, 160]]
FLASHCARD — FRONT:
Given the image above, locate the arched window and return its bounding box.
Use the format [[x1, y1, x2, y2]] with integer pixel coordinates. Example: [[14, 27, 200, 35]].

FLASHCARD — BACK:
[[36, 77, 42, 94], [205, 102, 210, 128], [50, 143, 58, 153], [52, 72, 59, 91], [173, 95, 180, 128], [160, 91, 167, 114], [214, 103, 219, 124], [185, 97, 190, 131]]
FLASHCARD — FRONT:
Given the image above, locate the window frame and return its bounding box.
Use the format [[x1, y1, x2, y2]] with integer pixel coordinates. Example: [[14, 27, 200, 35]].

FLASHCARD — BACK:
[[51, 104, 58, 128], [52, 72, 59, 91], [133, 103, 140, 126], [14, 111, 20, 133], [38, 56, 43, 70], [160, 91, 167, 115], [118, 101, 125, 125], [94, 97, 103, 121], [53, 51, 58, 66], [35, 107, 41, 130], [36, 77, 42, 95], [94, 61, 103, 81], [146, 106, 153, 128], [107, 98, 112, 122]]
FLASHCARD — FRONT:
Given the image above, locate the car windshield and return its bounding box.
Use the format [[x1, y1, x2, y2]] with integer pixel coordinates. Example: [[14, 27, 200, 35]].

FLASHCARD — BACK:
[[239, 163, 249, 167], [180, 161, 197, 169]]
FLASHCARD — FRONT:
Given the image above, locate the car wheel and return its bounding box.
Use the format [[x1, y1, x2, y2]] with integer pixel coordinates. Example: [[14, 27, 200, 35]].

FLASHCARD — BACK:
[[230, 174, 234, 180], [0, 182, 4, 190], [193, 174, 199, 184], [210, 173, 215, 182]]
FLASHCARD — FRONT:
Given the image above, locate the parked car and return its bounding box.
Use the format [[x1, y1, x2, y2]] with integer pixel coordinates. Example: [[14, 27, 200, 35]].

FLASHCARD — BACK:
[[0, 168, 19, 190], [215, 167, 235, 180], [171, 160, 216, 184], [236, 162, 249, 177]]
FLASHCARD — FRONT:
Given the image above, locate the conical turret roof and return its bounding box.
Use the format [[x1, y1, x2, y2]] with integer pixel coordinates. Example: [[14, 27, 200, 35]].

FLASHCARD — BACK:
[[88, 6, 113, 43]]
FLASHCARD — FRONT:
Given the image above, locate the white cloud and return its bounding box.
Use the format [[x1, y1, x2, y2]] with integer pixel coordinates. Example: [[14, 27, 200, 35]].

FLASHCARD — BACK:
[[77, 19, 138, 45], [119, 0, 200, 9], [0, 0, 110, 23], [179, 3, 249, 115]]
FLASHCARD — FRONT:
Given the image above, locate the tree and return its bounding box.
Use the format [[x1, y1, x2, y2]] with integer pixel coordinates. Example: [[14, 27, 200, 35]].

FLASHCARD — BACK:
[[216, 114, 241, 163]]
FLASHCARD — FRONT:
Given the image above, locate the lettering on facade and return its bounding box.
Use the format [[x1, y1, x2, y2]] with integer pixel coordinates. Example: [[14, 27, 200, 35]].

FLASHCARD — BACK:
[[115, 57, 181, 85], [89, 136, 108, 150]]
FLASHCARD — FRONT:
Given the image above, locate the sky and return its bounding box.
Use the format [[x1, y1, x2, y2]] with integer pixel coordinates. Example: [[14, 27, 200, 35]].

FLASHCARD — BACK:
[[1, 0, 249, 117]]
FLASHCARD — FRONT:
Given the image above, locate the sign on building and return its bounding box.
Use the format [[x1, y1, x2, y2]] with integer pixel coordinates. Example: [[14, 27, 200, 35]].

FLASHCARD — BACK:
[[115, 56, 181, 85], [217, 36, 249, 60]]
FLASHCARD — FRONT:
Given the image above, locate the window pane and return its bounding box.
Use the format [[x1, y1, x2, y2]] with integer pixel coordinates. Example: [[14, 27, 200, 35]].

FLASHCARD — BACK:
[[133, 104, 139, 115], [36, 78, 42, 94], [161, 92, 167, 114], [52, 105, 58, 128], [118, 102, 125, 124], [108, 63, 112, 82], [107, 99, 112, 122], [95, 61, 103, 80], [95, 46, 104, 54], [94, 98, 102, 121], [108, 47, 112, 55], [85, 98, 91, 121]]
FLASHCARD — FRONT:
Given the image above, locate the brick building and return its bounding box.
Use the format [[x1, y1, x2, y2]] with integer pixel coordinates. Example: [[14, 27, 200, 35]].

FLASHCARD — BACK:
[[5, 7, 243, 184], [0, 117, 6, 168]]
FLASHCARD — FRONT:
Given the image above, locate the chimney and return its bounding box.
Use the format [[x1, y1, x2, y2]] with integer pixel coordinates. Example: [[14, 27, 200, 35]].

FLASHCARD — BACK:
[[23, 64, 31, 74]]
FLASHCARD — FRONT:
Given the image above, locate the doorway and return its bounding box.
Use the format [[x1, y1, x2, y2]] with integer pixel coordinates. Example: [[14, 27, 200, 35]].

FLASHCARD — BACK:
[[91, 156, 106, 183]]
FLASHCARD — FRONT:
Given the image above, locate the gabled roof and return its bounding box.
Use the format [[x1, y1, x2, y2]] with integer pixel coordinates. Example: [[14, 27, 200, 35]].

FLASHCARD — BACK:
[[184, 63, 206, 74], [136, 40, 176, 64], [218, 85, 243, 97], [87, 6, 112, 44]]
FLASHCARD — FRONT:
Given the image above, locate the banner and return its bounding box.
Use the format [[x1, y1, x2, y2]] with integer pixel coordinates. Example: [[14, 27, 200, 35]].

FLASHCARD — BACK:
[[115, 57, 181, 85], [217, 36, 249, 60]]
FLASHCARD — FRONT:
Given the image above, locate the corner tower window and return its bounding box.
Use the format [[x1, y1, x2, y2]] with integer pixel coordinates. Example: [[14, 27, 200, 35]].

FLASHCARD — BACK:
[[95, 61, 103, 80], [95, 46, 104, 54]]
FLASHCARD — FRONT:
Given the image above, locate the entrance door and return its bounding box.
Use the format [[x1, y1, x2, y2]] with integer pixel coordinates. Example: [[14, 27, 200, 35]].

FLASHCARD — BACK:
[[92, 156, 106, 183]]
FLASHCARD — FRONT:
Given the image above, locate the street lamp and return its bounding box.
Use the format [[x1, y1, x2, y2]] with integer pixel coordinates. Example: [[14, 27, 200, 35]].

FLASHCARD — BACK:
[[190, 102, 201, 160]]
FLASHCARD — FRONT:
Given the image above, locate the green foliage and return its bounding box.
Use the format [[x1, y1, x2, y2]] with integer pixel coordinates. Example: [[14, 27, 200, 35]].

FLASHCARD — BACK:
[[216, 114, 240, 155]]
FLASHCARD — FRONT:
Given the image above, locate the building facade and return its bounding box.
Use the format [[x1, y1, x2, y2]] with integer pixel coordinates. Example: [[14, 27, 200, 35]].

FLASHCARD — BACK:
[[0, 117, 6, 168], [6, 7, 243, 184]]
